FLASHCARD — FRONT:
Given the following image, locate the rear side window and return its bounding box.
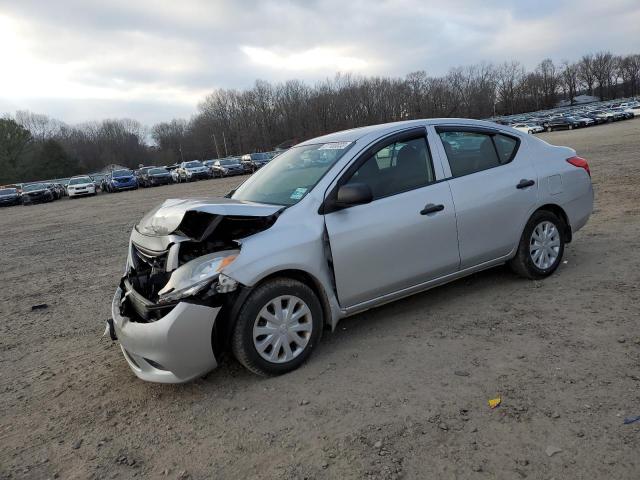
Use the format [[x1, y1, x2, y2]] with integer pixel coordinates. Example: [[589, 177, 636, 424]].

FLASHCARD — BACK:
[[493, 134, 518, 163], [438, 130, 519, 178]]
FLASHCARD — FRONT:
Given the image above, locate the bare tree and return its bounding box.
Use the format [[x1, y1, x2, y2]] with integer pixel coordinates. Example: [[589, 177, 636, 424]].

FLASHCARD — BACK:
[[577, 54, 596, 96], [560, 60, 580, 104], [592, 51, 615, 100]]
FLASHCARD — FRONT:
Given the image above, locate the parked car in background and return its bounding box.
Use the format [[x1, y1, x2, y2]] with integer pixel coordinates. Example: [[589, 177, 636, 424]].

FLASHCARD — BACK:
[[177, 160, 210, 181], [108, 118, 593, 383], [67, 176, 97, 198], [589, 110, 614, 122], [208, 157, 245, 177], [105, 169, 138, 192], [241, 152, 271, 173], [543, 117, 580, 131], [146, 167, 173, 186], [22, 183, 55, 204], [136, 166, 156, 187], [0, 187, 21, 207], [563, 116, 590, 128], [44, 183, 63, 200], [511, 123, 543, 134]]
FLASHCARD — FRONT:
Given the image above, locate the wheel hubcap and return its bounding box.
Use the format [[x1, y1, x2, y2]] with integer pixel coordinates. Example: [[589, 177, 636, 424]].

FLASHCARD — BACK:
[[252, 295, 312, 363], [529, 220, 560, 269]]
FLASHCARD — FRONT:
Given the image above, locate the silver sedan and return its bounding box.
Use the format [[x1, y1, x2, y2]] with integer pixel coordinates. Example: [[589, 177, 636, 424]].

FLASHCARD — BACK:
[[108, 118, 593, 383]]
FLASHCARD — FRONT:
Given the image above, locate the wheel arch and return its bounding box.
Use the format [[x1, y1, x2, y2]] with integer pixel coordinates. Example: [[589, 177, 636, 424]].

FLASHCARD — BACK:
[[252, 269, 333, 329], [533, 203, 572, 243], [216, 268, 333, 355]]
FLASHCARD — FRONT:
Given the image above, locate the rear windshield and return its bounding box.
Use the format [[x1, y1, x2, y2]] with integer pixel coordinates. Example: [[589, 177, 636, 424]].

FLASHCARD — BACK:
[[112, 170, 131, 178], [149, 168, 168, 174], [185, 161, 203, 168]]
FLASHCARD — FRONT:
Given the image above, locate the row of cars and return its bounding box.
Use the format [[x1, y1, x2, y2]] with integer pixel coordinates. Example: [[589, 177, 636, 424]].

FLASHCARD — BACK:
[[0, 175, 99, 207], [0, 152, 279, 208], [501, 99, 640, 133]]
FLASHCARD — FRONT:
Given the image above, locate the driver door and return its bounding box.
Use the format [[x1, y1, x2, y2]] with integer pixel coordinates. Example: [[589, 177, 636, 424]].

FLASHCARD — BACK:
[[323, 129, 460, 308]]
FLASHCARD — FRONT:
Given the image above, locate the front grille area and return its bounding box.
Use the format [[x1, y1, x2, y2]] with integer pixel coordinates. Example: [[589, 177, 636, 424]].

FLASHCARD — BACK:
[[127, 243, 172, 302]]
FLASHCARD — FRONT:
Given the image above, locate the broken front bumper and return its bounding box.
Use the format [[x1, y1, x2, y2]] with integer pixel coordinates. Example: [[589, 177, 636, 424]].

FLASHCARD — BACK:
[[110, 287, 219, 383]]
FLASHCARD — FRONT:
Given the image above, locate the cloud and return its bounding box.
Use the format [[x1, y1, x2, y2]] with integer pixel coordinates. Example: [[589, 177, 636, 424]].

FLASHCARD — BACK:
[[0, 0, 639, 124], [241, 46, 369, 71]]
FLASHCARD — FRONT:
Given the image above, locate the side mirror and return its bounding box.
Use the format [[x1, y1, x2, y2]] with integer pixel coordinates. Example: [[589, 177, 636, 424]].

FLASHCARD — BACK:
[[335, 183, 373, 207]]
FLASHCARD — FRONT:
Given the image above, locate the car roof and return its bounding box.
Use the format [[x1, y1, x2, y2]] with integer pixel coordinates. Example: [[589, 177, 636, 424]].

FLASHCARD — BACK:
[[296, 118, 506, 147]]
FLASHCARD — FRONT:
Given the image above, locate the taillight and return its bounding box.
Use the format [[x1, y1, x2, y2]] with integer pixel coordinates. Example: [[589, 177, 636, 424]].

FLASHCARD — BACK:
[[566, 156, 590, 177]]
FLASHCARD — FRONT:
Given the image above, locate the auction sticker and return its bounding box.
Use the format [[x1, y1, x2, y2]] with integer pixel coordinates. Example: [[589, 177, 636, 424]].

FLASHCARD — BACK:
[[290, 187, 308, 200], [318, 142, 351, 150]]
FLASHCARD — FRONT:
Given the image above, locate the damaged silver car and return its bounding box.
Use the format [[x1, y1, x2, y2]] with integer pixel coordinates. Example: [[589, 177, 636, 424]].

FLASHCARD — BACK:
[[108, 119, 593, 383]]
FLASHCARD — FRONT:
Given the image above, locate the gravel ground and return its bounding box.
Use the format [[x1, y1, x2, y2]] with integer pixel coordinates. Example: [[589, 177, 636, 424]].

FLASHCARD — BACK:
[[1, 119, 639, 480]]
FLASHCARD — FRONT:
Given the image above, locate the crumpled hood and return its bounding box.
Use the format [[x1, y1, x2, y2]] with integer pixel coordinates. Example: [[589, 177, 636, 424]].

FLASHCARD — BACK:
[[136, 197, 283, 236]]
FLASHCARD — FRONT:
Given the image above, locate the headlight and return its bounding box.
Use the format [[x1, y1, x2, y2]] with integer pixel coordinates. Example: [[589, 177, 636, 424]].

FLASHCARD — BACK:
[[157, 251, 239, 304]]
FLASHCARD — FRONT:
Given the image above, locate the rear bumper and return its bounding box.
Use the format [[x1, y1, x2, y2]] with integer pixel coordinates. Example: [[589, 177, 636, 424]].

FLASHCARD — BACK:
[[566, 182, 594, 234], [110, 287, 219, 383]]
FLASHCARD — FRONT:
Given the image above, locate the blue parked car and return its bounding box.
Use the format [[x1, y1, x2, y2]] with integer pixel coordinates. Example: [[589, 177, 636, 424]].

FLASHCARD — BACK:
[[104, 169, 138, 192]]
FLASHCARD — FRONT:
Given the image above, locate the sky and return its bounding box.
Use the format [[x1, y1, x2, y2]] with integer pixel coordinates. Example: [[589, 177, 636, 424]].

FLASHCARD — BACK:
[[1, 0, 639, 126]]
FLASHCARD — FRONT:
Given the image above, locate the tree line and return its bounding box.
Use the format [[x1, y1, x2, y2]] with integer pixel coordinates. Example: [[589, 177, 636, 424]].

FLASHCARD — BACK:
[[1, 50, 638, 184]]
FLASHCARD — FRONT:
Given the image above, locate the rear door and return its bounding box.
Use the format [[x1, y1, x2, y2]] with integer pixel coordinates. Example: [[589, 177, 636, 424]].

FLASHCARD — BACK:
[[433, 126, 538, 269], [323, 128, 460, 308]]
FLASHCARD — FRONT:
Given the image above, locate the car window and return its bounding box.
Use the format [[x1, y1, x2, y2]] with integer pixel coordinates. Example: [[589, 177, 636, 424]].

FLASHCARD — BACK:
[[438, 131, 516, 178], [493, 134, 518, 163], [345, 136, 434, 200]]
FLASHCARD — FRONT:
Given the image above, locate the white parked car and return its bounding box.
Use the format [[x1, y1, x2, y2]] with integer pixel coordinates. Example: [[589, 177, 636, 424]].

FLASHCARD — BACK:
[[511, 123, 543, 134], [177, 161, 210, 181], [67, 176, 96, 198]]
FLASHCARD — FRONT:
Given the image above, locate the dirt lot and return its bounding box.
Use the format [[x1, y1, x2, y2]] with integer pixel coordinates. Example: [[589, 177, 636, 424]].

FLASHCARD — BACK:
[[1, 119, 639, 480]]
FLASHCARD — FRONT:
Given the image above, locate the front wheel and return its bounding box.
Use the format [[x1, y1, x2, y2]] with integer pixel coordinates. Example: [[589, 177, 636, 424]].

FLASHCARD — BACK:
[[231, 278, 323, 376], [508, 210, 566, 280]]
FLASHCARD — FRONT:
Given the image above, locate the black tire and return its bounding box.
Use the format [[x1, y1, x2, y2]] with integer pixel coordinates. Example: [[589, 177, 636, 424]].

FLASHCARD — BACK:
[[231, 278, 323, 376], [508, 210, 566, 280]]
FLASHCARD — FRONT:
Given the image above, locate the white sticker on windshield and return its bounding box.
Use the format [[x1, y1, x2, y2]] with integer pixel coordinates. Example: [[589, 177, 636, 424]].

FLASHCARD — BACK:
[[318, 141, 351, 150], [290, 187, 307, 200]]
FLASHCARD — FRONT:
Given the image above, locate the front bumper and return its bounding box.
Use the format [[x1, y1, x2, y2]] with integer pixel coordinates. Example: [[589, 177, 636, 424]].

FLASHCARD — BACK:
[[111, 182, 137, 191], [110, 287, 219, 383], [68, 188, 95, 197], [187, 171, 210, 180]]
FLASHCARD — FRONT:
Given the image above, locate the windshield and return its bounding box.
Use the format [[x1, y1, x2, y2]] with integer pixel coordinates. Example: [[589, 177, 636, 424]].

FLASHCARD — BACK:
[[112, 170, 131, 178], [220, 159, 239, 165], [24, 183, 45, 191], [0, 188, 17, 196], [149, 168, 168, 174], [69, 177, 92, 185], [185, 161, 203, 168], [232, 142, 353, 206]]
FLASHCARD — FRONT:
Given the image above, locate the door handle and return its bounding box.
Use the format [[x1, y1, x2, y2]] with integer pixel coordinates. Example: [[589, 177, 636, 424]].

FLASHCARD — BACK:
[[420, 203, 445, 215], [516, 179, 535, 189]]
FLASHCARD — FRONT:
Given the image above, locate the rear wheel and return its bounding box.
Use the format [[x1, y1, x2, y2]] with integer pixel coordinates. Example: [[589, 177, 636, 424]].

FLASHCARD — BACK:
[[508, 210, 566, 280], [231, 278, 323, 376]]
